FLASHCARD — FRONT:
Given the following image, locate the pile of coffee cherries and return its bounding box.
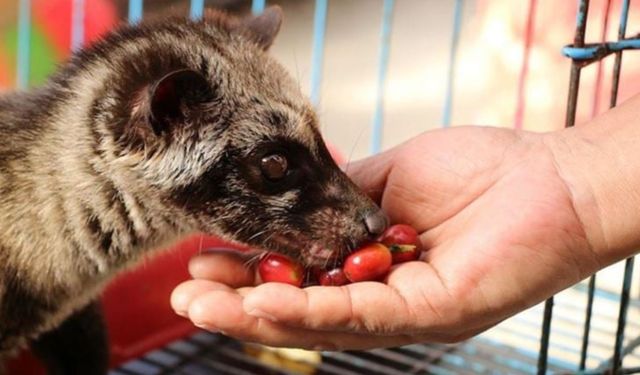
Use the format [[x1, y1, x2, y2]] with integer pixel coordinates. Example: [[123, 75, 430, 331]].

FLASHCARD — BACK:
[[258, 224, 422, 287]]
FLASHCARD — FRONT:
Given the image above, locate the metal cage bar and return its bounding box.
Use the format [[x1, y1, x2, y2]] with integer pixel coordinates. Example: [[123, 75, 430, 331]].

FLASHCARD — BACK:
[[309, 0, 328, 107], [537, 298, 554, 375], [613, 258, 635, 372], [370, 0, 395, 155], [129, 0, 143, 24], [16, 0, 31, 89], [579, 275, 597, 370], [579, 2, 611, 369], [441, 0, 464, 127], [539, 1, 591, 373], [610, 0, 630, 108], [190, 0, 205, 20], [609, 2, 632, 371], [590, 0, 612, 118], [564, 0, 590, 129], [71, 0, 85, 51]]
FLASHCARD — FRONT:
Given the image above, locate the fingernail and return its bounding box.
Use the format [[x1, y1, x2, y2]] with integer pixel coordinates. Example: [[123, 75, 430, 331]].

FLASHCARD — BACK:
[[246, 308, 278, 322]]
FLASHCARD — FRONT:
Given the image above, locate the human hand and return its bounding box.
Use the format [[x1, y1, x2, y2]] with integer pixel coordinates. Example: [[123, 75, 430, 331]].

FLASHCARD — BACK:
[[171, 125, 605, 350]]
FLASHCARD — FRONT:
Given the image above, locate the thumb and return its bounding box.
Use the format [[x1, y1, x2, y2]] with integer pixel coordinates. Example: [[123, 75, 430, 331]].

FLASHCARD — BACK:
[[341, 147, 398, 204]]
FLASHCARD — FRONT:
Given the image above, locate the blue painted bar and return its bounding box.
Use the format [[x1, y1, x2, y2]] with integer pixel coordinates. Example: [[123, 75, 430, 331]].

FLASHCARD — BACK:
[[441, 0, 463, 127], [562, 38, 640, 60], [71, 0, 85, 51], [16, 0, 31, 88], [190, 0, 205, 20], [370, 0, 395, 155], [252, 0, 266, 14], [129, 0, 143, 24], [309, 0, 328, 107], [619, 0, 630, 37]]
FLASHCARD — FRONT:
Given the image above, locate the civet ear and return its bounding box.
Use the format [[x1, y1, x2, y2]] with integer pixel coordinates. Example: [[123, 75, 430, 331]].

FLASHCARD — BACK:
[[147, 69, 211, 135], [240, 6, 283, 50]]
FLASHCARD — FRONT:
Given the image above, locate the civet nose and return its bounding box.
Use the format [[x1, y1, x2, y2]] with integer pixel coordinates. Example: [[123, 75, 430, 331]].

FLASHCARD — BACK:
[[363, 209, 389, 237]]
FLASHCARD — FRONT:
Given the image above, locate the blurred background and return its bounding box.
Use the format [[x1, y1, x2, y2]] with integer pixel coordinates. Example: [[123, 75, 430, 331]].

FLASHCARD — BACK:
[[2, 0, 640, 159], [4, 0, 640, 373]]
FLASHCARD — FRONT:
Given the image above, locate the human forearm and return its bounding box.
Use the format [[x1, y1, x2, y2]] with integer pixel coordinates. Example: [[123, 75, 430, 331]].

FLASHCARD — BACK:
[[548, 93, 640, 265]]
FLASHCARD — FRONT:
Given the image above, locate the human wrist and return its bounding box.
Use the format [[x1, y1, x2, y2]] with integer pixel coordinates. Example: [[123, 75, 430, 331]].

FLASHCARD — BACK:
[[545, 98, 640, 265]]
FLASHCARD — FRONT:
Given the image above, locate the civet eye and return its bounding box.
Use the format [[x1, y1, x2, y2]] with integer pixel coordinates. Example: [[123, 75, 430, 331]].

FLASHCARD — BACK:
[[260, 153, 288, 181]]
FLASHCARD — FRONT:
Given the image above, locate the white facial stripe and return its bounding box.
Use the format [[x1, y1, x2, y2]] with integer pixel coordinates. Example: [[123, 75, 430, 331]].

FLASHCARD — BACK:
[[136, 128, 227, 190], [260, 190, 299, 209]]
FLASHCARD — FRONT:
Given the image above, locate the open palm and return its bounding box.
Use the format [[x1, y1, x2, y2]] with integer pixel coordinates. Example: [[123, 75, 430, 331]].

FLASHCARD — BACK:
[[171, 126, 601, 350]]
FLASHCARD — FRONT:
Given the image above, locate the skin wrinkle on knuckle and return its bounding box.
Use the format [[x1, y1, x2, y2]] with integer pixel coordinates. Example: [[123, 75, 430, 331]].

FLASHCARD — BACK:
[[341, 286, 363, 332], [422, 263, 452, 320], [299, 288, 314, 326], [251, 315, 266, 337], [416, 286, 444, 331], [388, 285, 420, 334], [356, 288, 406, 336]]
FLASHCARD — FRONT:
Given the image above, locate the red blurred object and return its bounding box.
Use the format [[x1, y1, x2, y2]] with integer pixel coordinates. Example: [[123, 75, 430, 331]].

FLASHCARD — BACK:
[[33, 0, 117, 57], [6, 144, 345, 373], [326, 142, 346, 165], [103, 234, 242, 366], [7, 234, 243, 374], [0, 58, 9, 88]]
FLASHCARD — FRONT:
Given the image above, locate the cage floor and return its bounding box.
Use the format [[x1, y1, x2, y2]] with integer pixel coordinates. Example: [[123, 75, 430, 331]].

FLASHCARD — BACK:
[[110, 275, 640, 375], [108, 331, 573, 375]]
